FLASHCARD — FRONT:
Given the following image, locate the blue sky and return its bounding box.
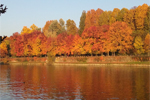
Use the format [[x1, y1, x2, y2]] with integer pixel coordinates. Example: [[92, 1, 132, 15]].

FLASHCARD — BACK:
[[0, 0, 149, 37]]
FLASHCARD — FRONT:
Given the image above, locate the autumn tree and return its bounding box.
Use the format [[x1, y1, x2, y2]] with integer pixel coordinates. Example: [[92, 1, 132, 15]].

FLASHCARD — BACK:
[[9, 32, 20, 56], [144, 34, 150, 55], [71, 34, 85, 56], [38, 33, 48, 56], [14, 35, 24, 56], [55, 32, 68, 55], [123, 8, 136, 30], [46, 37, 57, 56], [66, 19, 78, 35], [21, 26, 32, 35], [85, 8, 103, 29], [43, 20, 53, 37], [134, 4, 148, 30], [144, 6, 150, 33], [78, 10, 86, 36], [30, 24, 41, 32], [82, 26, 97, 55], [65, 35, 74, 55], [0, 40, 8, 57], [59, 18, 66, 33], [109, 8, 120, 25], [22, 33, 32, 56], [134, 36, 145, 55], [48, 20, 61, 37], [82, 25, 109, 56], [116, 8, 128, 21], [108, 21, 133, 55], [98, 11, 112, 26], [21, 24, 41, 35], [95, 8, 104, 26]]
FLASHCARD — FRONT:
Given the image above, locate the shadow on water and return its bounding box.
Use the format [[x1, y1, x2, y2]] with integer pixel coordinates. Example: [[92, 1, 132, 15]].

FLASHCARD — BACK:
[[0, 65, 149, 99]]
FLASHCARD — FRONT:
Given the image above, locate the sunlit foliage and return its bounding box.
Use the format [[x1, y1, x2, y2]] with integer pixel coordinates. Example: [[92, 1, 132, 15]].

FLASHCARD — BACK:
[[1, 4, 149, 58]]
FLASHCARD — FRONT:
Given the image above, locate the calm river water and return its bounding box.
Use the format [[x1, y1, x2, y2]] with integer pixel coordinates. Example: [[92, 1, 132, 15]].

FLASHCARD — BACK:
[[0, 65, 149, 100]]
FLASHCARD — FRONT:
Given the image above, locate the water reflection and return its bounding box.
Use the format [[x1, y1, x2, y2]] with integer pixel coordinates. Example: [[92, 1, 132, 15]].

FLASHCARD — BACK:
[[0, 65, 149, 99]]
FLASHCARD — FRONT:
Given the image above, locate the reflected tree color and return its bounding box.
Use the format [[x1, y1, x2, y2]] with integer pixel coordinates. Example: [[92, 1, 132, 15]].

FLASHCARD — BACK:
[[0, 65, 149, 99]]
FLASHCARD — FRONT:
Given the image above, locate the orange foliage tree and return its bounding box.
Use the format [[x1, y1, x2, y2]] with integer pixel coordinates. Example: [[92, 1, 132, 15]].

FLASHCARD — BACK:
[[134, 4, 148, 30], [85, 8, 103, 29], [0, 40, 8, 57], [71, 34, 85, 56], [82, 25, 109, 56], [9, 32, 20, 57], [42, 20, 53, 37], [108, 21, 133, 55]]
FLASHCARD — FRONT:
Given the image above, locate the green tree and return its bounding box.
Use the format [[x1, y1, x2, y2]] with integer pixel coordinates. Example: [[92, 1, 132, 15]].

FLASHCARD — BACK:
[[78, 10, 86, 36]]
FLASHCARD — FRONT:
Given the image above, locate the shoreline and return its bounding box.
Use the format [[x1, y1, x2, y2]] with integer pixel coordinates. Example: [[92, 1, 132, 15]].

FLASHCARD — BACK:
[[1, 62, 149, 67], [0, 56, 149, 66], [53, 63, 149, 66]]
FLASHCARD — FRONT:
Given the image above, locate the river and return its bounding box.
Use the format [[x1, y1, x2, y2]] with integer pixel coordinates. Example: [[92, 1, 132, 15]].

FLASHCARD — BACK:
[[0, 65, 149, 100]]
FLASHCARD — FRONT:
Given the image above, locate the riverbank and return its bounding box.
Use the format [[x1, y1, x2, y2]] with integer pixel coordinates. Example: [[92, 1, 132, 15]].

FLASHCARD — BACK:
[[2, 61, 149, 67], [0, 56, 149, 66], [53, 62, 149, 66]]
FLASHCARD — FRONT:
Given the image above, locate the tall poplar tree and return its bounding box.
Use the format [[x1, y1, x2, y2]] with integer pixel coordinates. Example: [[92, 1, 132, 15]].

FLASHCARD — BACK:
[[78, 10, 86, 36]]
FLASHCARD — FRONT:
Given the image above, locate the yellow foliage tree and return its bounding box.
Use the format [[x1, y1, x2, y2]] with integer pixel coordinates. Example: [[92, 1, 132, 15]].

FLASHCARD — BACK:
[[108, 22, 133, 55], [0, 40, 8, 57], [99, 11, 112, 26], [21, 26, 32, 35], [135, 4, 148, 30], [30, 24, 40, 32], [144, 33, 150, 55], [134, 36, 145, 55], [109, 8, 120, 25], [124, 9, 136, 30], [21, 24, 40, 35]]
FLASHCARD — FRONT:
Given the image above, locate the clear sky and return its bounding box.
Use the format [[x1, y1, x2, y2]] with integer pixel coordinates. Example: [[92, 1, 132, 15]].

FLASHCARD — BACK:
[[0, 0, 149, 37]]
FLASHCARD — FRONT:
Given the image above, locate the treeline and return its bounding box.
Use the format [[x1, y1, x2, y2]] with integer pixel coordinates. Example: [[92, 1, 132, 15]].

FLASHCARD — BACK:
[[0, 4, 149, 58]]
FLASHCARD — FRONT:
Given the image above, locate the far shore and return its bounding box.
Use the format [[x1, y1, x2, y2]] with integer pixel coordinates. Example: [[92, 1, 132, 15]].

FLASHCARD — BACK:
[[0, 61, 149, 67], [0, 56, 149, 66]]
